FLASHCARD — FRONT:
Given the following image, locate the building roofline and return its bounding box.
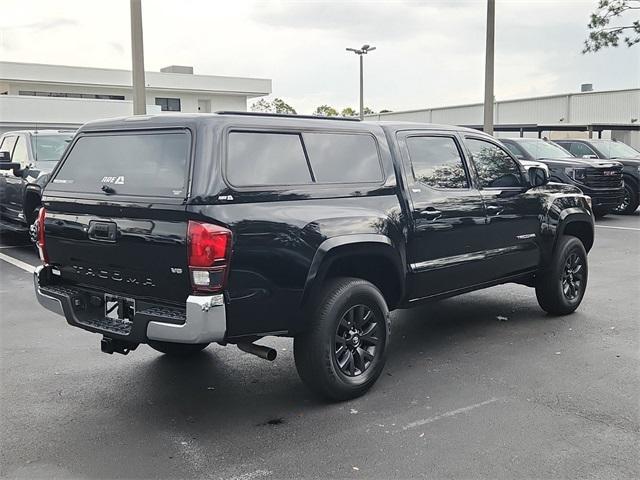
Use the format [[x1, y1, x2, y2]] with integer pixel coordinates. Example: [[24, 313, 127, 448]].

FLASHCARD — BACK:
[[0, 61, 272, 96], [367, 87, 640, 117]]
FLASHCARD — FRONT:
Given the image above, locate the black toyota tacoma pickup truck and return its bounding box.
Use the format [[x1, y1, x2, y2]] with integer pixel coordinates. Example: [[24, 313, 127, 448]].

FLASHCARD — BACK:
[[33, 113, 594, 400]]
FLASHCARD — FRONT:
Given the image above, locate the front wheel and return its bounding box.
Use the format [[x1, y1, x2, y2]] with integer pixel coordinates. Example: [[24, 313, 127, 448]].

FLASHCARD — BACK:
[[535, 236, 588, 315], [148, 341, 209, 356], [294, 277, 389, 401], [614, 182, 639, 215]]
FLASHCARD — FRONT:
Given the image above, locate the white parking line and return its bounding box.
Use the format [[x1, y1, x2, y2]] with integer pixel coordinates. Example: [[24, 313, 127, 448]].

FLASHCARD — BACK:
[[401, 397, 501, 431], [0, 252, 35, 273], [595, 225, 640, 232]]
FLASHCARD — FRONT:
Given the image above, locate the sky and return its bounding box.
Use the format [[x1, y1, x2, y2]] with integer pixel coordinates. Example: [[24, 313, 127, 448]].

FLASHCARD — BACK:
[[1, 0, 638, 114]]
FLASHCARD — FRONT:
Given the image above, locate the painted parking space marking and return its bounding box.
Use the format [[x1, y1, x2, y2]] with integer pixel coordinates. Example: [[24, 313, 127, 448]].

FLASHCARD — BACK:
[[401, 397, 501, 431], [0, 252, 36, 273], [595, 225, 640, 232]]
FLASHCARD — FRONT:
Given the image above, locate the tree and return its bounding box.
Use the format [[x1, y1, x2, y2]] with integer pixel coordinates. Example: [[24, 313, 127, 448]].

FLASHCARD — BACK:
[[361, 107, 375, 116], [272, 98, 297, 114], [250, 98, 272, 112], [379, 109, 393, 113], [314, 105, 339, 116], [583, 0, 640, 52], [250, 98, 297, 114], [341, 107, 358, 117]]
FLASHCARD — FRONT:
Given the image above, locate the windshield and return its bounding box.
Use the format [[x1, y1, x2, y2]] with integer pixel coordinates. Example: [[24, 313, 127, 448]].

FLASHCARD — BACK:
[[517, 140, 573, 159], [49, 131, 191, 198], [589, 140, 640, 159], [30, 134, 74, 162]]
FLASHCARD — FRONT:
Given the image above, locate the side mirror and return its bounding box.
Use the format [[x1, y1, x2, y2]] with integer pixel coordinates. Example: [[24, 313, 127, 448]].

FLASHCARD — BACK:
[[582, 154, 597, 159], [528, 166, 549, 188], [0, 162, 21, 171], [0, 151, 11, 162]]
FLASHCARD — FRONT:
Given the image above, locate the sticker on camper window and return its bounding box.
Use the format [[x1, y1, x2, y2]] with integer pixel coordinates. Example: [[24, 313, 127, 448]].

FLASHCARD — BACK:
[[101, 176, 125, 184]]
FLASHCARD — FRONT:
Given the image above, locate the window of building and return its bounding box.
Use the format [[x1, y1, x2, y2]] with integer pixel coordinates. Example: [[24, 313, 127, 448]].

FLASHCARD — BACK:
[[155, 97, 181, 112], [18, 91, 125, 100], [227, 132, 312, 186], [466, 138, 523, 188], [302, 133, 383, 183], [405, 136, 469, 189]]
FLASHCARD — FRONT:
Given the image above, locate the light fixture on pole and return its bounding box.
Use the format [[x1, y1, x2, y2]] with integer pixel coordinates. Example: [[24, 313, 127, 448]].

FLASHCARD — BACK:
[[346, 44, 376, 120]]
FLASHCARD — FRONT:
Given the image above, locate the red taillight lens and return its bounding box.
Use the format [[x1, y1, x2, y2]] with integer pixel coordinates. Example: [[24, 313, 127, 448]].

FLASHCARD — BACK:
[[37, 207, 48, 264], [187, 221, 231, 293]]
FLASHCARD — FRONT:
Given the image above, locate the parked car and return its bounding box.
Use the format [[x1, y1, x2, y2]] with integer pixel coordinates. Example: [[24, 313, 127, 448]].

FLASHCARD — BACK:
[[501, 138, 624, 217], [0, 130, 75, 235], [33, 113, 594, 401], [554, 139, 640, 215]]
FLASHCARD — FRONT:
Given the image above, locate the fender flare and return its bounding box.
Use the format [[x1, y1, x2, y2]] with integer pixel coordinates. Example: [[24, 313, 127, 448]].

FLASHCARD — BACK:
[[553, 209, 595, 254], [301, 233, 405, 307]]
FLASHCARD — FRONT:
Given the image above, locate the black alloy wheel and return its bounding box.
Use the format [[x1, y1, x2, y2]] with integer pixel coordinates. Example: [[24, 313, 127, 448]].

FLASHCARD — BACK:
[[561, 252, 585, 301], [334, 305, 380, 377]]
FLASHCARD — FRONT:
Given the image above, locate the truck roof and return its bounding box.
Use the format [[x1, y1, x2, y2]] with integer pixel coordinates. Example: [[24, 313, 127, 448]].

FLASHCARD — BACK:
[[77, 113, 484, 136]]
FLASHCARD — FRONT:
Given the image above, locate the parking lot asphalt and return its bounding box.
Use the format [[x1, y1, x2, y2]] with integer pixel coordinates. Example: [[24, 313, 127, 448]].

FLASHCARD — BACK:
[[1, 213, 639, 480]]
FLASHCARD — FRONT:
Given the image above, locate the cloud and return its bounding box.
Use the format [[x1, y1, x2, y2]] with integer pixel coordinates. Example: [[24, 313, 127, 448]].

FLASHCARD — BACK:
[[251, 0, 471, 41], [2, 18, 78, 32], [0, 0, 637, 115]]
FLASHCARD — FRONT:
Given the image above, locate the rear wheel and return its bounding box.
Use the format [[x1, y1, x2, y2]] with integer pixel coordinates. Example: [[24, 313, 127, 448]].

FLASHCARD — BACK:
[[147, 341, 209, 356], [614, 182, 639, 215], [294, 277, 389, 401], [535, 236, 588, 315]]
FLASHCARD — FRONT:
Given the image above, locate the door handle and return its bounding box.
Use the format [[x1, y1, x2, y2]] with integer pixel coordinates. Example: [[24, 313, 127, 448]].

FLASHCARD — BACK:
[[417, 207, 442, 220]]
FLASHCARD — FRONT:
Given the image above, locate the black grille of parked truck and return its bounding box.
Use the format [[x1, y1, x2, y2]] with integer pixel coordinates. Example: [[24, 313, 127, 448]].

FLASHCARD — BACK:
[[500, 138, 624, 217], [554, 139, 640, 215], [33, 113, 595, 400]]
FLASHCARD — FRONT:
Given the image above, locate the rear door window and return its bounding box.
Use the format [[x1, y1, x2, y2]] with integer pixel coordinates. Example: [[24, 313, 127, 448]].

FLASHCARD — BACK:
[[49, 130, 191, 198], [227, 132, 312, 186], [405, 136, 469, 189], [302, 133, 383, 183]]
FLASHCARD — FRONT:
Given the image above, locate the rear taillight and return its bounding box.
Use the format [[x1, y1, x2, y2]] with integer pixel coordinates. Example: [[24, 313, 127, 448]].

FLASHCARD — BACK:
[[187, 221, 232, 293], [37, 207, 49, 264]]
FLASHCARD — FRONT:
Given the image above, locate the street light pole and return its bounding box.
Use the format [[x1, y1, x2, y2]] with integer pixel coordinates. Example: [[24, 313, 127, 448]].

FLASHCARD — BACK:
[[347, 44, 376, 120], [359, 54, 364, 121], [483, 0, 495, 135], [130, 0, 146, 115]]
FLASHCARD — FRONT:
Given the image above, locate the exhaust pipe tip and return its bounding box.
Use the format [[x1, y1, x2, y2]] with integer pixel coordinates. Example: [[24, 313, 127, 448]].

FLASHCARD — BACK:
[[237, 342, 277, 361]]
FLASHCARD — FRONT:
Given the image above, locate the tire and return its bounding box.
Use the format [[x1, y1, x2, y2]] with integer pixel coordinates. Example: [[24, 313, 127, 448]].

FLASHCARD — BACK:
[[535, 236, 588, 315], [593, 208, 609, 219], [294, 277, 390, 401], [147, 341, 209, 356], [614, 182, 639, 215]]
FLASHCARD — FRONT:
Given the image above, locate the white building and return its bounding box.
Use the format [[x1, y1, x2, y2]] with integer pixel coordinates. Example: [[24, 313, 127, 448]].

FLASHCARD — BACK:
[[366, 88, 640, 148], [0, 61, 271, 133]]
